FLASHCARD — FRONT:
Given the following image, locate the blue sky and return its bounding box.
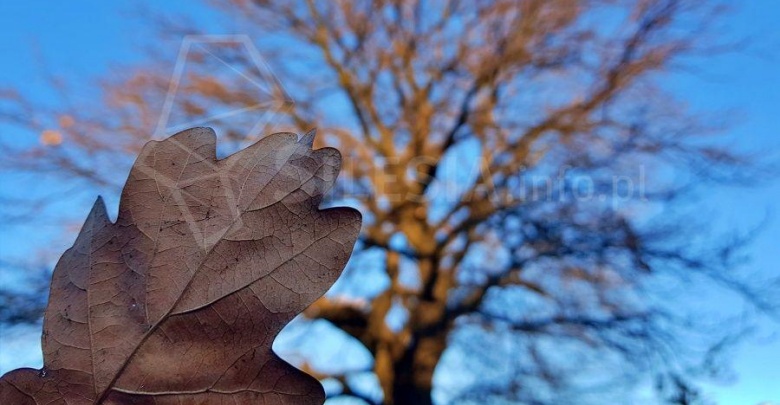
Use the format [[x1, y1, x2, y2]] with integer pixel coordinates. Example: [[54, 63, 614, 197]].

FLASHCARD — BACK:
[[0, 1, 778, 404]]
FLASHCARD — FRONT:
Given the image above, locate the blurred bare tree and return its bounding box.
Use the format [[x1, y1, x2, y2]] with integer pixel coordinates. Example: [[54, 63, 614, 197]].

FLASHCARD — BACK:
[[1, 1, 776, 404]]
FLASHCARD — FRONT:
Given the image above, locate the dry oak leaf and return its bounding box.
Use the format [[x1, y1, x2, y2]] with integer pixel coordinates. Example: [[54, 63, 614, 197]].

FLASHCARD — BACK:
[[0, 127, 362, 404]]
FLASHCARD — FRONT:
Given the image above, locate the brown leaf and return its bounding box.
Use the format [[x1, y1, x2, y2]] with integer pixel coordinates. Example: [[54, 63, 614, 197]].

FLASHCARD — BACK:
[[0, 127, 362, 404]]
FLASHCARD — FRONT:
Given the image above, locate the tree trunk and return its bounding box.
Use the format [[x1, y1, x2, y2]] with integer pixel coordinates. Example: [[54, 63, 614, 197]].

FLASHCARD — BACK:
[[393, 381, 434, 405], [390, 331, 447, 405]]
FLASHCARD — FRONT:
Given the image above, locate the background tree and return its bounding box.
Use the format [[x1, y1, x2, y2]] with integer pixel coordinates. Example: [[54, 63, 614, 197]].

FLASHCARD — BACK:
[[1, 1, 777, 404]]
